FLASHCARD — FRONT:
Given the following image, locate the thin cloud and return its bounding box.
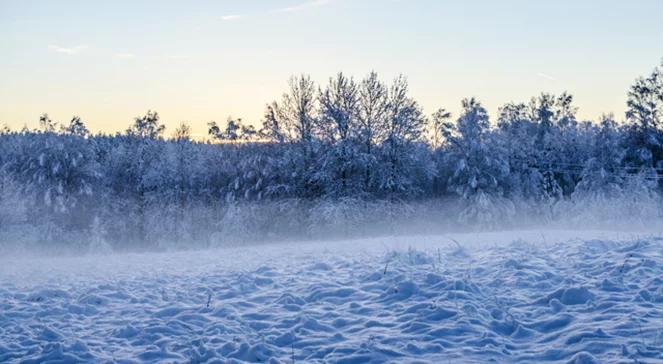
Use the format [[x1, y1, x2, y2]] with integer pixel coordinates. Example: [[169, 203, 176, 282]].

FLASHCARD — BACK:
[[167, 55, 191, 60], [221, 14, 242, 21], [537, 72, 557, 81], [216, 1, 332, 22], [278, 0, 331, 13], [218, 1, 332, 21], [114, 53, 135, 59], [48, 45, 88, 55]]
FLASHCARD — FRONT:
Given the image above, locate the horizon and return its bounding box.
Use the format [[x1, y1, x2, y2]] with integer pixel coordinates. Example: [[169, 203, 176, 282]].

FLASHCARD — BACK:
[[1, 0, 662, 136]]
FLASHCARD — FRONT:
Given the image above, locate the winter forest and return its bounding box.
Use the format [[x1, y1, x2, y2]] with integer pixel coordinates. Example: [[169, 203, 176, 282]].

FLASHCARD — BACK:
[[1, 62, 662, 251]]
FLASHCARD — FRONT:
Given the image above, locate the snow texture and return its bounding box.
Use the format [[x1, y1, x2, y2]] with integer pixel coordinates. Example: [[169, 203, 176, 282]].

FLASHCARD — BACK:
[[1, 230, 662, 363]]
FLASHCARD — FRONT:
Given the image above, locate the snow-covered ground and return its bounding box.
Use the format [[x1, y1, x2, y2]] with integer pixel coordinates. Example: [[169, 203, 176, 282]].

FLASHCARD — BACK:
[[1, 230, 663, 363]]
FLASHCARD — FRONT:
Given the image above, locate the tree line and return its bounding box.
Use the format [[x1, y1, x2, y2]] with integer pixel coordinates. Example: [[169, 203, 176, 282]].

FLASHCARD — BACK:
[[0, 61, 661, 249]]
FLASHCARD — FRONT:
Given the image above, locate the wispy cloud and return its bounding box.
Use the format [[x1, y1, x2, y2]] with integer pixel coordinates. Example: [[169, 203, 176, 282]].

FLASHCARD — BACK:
[[114, 53, 135, 59], [278, 0, 331, 13], [217, 1, 332, 23], [167, 55, 191, 60], [221, 14, 242, 21], [48, 44, 88, 55], [536, 72, 557, 81]]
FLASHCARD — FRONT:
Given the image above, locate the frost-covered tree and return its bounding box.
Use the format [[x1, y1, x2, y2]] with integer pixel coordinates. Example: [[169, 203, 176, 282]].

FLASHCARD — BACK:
[[528, 93, 580, 200], [240, 124, 258, 141], [317, 73, 358, 142], [168, 122, 196, 241], [316, 72, 362, 197], [574, 114, 625, 198], [224, 119, 242, 142], [261, 75, 318, 145], [357, 71, 389, 192], [172, 122, 191, 142], [0, 167, 28, 234], [429, 108, 451, 149], [442, 98, 512, 224], [62, 116, 89, 137], [496, 102, 542, 200], [112, 110, 168, 245], [260, 75, 321, 199], [260, 105, 285, 143], [209, 118, 239, 142], [39, 113, 58, 133], [378, 76, 432, 198], [126, 110, 165, 139], [17, 134, 99, 241], [624, 61, 663, 173], [209, 118, 258, 143], [627, 61, 663, 131]]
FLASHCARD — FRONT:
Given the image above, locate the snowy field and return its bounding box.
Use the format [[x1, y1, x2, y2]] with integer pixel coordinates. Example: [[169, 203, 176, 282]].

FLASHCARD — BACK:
[[1, 230, 663, 363]]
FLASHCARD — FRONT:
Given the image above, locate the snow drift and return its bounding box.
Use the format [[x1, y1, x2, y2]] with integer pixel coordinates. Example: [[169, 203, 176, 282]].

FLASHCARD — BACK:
[[1, 231, 662, 363]]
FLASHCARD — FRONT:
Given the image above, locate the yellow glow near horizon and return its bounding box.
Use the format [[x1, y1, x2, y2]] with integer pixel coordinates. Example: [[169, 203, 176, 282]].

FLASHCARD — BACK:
[[1, 0, 661, 136]]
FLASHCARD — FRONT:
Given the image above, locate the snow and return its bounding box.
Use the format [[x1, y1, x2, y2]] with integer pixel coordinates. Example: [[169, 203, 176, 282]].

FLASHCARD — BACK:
[[1, 230, 663, 363]]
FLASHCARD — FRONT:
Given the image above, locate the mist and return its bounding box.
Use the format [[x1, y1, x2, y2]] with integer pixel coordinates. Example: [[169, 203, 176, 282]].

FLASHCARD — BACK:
[[1, 194, 662, 257]]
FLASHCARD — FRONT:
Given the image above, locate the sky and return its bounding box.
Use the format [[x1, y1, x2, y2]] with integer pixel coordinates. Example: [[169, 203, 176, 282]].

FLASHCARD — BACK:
[[1, 0, 662, 137]]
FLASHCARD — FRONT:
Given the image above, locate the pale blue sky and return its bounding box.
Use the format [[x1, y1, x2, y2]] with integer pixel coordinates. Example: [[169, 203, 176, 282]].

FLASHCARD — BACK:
[[1, 0, 662, 136]]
